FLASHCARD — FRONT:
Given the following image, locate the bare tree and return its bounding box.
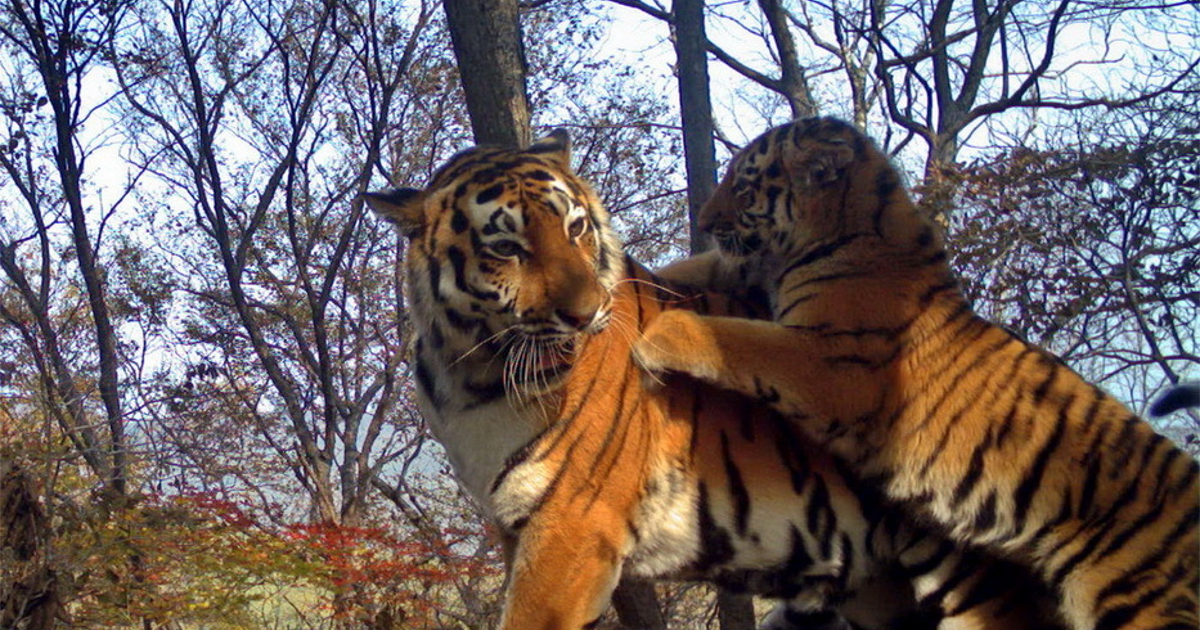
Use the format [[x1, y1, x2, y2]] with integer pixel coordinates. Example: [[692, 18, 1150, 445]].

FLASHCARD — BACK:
[[443, 0, 531, 146], [674, 0, 717, 252], [859, 0, 1200, 219], [0, 0, 135, 499], [610, 0, 818, 123], [952, 96, 1200, 446]]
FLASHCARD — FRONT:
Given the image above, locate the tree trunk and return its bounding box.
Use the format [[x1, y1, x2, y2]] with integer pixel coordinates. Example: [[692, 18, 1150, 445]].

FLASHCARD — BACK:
[[673, 1, 755, 627], [758, 0, 816, 119], [673, 0, 717, 254], [443, 0, 532, 147], [441, 0, 665, 625], [611, 579, 666, 630], [0, 461, 60, 630], [717, 590, 756, 630]]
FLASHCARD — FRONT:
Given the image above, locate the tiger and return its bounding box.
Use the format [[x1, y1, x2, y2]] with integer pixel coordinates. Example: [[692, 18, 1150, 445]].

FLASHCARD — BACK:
[[631, 116, 1200, 630], [363, 130, 1061, 630], [1150, 382, 1199, 418]]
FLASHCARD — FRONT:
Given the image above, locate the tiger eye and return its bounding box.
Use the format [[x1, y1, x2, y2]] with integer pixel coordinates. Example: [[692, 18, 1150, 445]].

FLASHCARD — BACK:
[[487, 240, 525, 259], [568, 217, 588, 239]]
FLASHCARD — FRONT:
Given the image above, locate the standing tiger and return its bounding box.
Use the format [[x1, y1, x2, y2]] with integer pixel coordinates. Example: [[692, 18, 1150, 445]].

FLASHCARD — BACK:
[[364, 131, 1061, 630], [632, 117, 1200, 630]]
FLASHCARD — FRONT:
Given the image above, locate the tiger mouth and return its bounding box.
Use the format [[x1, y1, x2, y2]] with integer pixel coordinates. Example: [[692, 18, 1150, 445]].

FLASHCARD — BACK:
[[504, 336, 577, 392], [713, 229, 763, 257]]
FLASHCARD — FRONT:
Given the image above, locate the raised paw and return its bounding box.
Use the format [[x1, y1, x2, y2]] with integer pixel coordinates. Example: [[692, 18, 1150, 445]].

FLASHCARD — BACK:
[[632, 309, 721, 383]]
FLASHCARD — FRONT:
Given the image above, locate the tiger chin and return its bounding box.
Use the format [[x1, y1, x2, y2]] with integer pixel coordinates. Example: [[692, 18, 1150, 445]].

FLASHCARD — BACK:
[[365, 131, 1060, 630], [633, 117, 1199, 630]]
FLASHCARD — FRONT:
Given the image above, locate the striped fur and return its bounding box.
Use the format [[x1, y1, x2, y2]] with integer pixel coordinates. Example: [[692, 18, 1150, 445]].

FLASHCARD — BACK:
[[366, 132, 1060, 630], [632, 117, 1200, 630]]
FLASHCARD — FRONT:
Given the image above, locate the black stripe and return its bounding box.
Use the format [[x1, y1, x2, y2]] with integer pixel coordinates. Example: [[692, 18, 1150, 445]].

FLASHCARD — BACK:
[[777, 292, 817, 319], [1094, 582, 1171, 630], [580, 371, 640, 504], [413, 353, 443, 407], [450, 208, 469, 233], [779, 234, 863, 279], [916, 554, 976, 609], [900, 539, 955, 577], [1077, 451, 1103, 520], [1167, 459, 1199, 501], [1010, 402, 1069, 528], [447, 245, 500, 301], [1095, 505, 1199, 605], [462, 378, 505, 406], [1031, 357, 1060, 402], [916, 418, 959, 480], [918, 279, 958, 305], [809, 480, 836, 558], [1048, 517, 1120, 588], [1094, 501, 1167, 563], [772, 417, 811, 494], [693, 483, 735, 570], [475, 182, 504, 205], [784, 525, 816, 573], [719, 431, 752, 536], [950, 437, 990, 508], [907, 324, 1003, 436], [872, 169, 900, 235], [948, 560, 1023, 617], [972, 490, 998, 532]]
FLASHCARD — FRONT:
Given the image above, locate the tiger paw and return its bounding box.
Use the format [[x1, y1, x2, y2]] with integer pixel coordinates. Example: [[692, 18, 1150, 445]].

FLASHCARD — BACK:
[[632, 309, 721, 384]]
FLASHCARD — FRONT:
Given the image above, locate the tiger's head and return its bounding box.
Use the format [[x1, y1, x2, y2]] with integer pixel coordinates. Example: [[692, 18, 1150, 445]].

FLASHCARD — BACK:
[[700, 117, 912, 265], [364, 131, 624, 396]]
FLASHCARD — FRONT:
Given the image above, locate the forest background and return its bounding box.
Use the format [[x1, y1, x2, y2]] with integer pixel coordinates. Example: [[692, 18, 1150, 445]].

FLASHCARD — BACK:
[[0, 0, 1197, 626]]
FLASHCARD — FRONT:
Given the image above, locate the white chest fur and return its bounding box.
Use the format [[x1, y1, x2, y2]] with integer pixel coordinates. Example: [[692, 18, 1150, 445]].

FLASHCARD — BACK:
[[417, 387, 545, 512]]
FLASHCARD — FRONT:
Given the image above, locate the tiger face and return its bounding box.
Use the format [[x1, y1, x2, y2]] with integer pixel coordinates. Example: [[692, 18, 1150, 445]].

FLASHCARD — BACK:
[[700, 117, 870, 264], [365, 131, 624, 395]]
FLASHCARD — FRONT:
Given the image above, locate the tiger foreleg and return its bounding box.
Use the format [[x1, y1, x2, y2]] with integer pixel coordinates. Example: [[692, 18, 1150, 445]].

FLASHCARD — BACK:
[[498, 523, 625, 630], [633, 310, 885, 426]]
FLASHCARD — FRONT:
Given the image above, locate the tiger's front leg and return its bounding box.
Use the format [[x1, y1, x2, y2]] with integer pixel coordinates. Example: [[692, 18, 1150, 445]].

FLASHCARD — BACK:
[[498, 522, 625, 630], [633, 310, 889, 436]]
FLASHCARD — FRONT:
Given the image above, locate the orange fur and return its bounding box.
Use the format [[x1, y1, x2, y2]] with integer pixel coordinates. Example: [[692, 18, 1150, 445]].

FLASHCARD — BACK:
[[367, 132, 1061, 630], [633, 117, 1200, 630]]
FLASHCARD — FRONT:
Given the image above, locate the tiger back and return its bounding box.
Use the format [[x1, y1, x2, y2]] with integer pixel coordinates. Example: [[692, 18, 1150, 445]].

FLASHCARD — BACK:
[[632, 117, 1200, 630], [365, 131, 1060, 630]]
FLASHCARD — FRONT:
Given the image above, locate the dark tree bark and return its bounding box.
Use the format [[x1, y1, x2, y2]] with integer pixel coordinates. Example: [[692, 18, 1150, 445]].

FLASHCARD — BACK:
[[611, 579, 667, 630], [0, 461, 60, 630], [443, 0, 532, 147], [441, 0, 665, 624], [673, 0, 717, 254], [758, 0, 816, 119], [1, 0, 131, 498], [717, 590, 756, 630], [674, 1, 756, 628]]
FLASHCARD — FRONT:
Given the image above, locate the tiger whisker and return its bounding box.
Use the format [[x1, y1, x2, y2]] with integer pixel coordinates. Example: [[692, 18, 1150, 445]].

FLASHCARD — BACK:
[[454, 325, 518, 367]]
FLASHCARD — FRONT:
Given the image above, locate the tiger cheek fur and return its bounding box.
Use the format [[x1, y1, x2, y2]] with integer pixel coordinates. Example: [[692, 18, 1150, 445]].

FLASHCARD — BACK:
[[639, 116, 1199, 630]]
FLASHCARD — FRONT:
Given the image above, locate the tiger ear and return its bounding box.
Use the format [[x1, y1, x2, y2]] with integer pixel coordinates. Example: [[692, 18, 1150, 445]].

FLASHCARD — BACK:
[[781, 137, 856, 188], [361, 187, 424, 237], [527, 129, 571, 167]]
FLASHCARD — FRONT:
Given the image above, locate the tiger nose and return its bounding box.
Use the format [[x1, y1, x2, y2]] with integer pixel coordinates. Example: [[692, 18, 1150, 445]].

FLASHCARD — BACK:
[[556, 306, 598, 330]]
